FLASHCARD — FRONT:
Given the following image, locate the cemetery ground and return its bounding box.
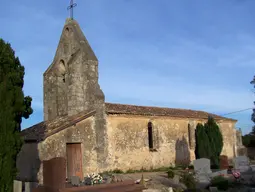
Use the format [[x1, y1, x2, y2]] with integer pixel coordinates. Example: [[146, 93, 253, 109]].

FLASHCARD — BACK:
[[94, 166, 255, 192], [91, 168, 252, 191], [62, 156, 255, 192], [17, 156, 255, 192]]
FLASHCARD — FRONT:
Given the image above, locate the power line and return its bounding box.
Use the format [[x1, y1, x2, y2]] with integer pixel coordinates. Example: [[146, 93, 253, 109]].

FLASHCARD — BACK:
[[221, 107, 254, 116]]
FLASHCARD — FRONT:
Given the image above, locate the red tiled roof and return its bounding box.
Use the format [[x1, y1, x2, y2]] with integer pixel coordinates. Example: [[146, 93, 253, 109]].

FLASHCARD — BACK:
[[105, 103, 236, 121]]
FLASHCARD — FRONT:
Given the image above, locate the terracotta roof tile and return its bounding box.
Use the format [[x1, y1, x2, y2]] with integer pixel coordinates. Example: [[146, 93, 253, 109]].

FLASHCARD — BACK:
[[21, 110, 96, 142], [105, 103, 236, 121]]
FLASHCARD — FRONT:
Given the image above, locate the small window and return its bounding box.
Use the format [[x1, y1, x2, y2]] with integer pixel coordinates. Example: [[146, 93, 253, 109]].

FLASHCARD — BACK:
[[188, 123, 191, 147], [148, 122, 153, 149], [58, 60, 66, 83]]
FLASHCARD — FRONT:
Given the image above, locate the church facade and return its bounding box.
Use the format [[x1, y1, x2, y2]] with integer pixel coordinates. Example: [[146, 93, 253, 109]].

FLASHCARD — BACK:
[[17, 18, 239, 184]]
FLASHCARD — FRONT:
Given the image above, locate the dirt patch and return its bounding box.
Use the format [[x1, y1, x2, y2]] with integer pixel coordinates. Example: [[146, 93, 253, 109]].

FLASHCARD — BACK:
[[112, 172, 184, 191]]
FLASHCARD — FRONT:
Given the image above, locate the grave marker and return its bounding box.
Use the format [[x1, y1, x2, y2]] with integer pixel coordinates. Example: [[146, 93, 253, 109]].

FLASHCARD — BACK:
[[13, 180, 22, 192], [233, 156, 250, 172], [220, 155, 229, 170], [193, 158, 212, 183]]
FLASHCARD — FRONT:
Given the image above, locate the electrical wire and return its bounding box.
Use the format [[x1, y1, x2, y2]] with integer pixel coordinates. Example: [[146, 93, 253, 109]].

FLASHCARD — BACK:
[[221, 107, 254, 116]]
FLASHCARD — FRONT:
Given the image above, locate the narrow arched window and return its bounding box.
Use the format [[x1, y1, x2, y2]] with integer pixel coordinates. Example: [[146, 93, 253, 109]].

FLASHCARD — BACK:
[[58, 59, 66, 83], [148, 122, 153, 149], [188, 123, 191, 147]]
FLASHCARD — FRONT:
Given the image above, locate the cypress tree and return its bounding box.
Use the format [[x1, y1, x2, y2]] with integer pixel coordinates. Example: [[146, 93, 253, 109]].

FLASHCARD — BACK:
[[204, 116, 223, 168], [195, 123, 211, 159], [0, 39, 33, 192]]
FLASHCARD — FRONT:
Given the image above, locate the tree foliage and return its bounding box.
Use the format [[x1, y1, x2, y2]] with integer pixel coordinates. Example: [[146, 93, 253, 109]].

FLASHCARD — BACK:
[[0, 38, 33, 192], [251, 76, 255, 134], [205, 116, 223, 167], [195, 116, 223, 167], [242, 134, 255, 147], [195, 123, 211, 159], [242, 76, 255, 146]]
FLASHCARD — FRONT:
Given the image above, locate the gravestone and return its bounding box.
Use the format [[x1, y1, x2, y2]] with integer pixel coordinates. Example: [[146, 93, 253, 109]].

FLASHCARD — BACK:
[[172, 175, 180, 184], [25, 182, 38, 192], [71, 176, 80, 186], [193, 158, 212, 183], [220, 155, 229, 170], [233, 156, 250, 172], [43, 157, 66, 189], [13, 180, 22, 192]]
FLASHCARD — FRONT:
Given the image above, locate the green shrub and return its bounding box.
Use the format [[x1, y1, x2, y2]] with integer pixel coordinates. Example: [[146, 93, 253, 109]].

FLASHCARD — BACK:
[[180, 171, 196, 189], [188, 165, 194, 170], [153, 166, 170, 172], [173, 188, 184, 192], [195, 117, 223, 168], [125, 169, 136, 173], [112, 168, 124, 173], [176, 164, 187, 170], [210, 175, 229, 191], [167, 169, 175, 178]]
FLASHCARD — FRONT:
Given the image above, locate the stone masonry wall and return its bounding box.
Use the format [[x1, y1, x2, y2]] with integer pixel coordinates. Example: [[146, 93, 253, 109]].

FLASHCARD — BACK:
[[36, 116, 97, 184], [106, 115, 236, 171], [43, 19, 104, 121], [16, 142, 41, 182], [218, 121, 236, 158]]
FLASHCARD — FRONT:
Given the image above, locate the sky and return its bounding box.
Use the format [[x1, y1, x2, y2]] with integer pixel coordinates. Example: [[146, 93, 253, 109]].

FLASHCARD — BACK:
[[0, 0, 254, 134]]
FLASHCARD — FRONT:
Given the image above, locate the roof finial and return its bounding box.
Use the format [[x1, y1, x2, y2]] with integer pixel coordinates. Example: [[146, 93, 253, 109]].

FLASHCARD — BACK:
[[67, 0, 77, 20]]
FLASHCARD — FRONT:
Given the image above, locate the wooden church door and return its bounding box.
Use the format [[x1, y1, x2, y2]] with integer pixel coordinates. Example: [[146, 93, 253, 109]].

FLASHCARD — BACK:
[[66, 143, 83, 180]]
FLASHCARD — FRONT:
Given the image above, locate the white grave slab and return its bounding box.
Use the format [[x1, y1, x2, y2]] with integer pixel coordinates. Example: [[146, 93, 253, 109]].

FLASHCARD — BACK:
[[193, 158, 212, 183]]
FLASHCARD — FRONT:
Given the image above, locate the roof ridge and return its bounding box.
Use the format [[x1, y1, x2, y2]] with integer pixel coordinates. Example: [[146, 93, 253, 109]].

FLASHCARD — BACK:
[[106, 102, 211, 113], [105, 102, 237, 122]]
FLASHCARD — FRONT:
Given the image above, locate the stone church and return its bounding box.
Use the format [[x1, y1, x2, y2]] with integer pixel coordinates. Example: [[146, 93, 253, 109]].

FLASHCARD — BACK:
[[17, 18, 239, 184]]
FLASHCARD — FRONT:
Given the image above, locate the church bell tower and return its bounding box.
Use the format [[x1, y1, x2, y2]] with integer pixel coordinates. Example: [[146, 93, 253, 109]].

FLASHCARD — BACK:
[[43, 18, 105, 121]]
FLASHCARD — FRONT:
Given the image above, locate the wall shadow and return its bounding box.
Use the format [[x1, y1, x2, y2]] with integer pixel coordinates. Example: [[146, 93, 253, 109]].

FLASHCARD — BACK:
[[16, 141, 41, 183], [175, 136, 191, 167]]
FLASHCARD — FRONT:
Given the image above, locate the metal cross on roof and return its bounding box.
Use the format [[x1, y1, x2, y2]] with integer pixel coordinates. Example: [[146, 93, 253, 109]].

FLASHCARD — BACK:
[[67, 0, 77, 20]]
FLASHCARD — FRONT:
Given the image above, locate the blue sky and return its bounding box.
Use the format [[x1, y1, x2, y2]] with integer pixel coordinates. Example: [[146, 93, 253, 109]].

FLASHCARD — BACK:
[[0, 0, 254, 134]]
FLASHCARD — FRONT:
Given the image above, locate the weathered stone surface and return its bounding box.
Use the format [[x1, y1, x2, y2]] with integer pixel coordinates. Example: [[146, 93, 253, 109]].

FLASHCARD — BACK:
[[43, 19, 109, 173], [43, 19, 102, 121]]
